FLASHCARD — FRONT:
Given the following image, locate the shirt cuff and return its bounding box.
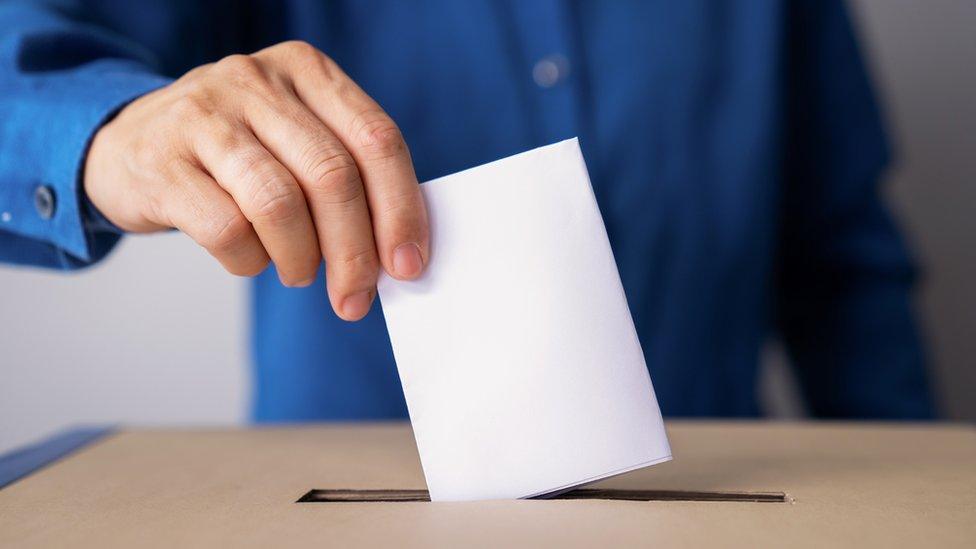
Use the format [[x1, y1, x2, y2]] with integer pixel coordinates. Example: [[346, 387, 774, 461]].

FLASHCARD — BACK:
[[0, 62, 171, 262]]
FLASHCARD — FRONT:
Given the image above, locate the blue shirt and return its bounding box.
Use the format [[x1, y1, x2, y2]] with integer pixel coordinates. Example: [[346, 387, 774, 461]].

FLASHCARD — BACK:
[[0, 0, 934, 419]]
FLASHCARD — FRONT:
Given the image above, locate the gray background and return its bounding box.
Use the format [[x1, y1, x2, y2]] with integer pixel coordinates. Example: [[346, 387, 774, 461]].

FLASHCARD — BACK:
[[1, 0, 973, 453]]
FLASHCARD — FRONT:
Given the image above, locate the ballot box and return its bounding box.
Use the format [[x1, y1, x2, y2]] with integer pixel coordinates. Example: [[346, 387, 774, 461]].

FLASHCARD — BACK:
[[1, 422, 973, 548]]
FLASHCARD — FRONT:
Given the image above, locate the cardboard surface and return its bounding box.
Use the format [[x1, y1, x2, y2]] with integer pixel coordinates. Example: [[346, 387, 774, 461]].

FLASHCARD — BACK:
[[0, 422, 973, 548]]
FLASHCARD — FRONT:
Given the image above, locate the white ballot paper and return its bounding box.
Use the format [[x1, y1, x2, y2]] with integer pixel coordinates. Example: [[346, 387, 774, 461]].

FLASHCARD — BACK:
[[377, 138, 671, 502]]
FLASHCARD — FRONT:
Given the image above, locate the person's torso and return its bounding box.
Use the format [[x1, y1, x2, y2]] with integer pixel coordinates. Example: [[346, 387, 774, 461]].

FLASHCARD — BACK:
[[92, 0, 788, 419]]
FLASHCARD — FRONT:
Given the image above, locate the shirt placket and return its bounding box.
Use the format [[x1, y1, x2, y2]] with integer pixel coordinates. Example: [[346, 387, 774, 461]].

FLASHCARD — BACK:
[[505, 0, 584, 145]]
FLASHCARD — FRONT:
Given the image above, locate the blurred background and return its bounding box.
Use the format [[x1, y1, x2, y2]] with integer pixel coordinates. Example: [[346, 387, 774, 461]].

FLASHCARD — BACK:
[[1, 0, 974, 453]]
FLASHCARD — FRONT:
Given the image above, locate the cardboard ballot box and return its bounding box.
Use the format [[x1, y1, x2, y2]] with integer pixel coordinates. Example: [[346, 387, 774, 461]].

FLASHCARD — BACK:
[[1, 422, 973, 548]]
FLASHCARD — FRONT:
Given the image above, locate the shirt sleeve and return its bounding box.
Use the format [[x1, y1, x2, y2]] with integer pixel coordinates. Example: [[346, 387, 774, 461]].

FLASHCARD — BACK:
[[775, 0, 935, 419], [0, 1, 172, 269]]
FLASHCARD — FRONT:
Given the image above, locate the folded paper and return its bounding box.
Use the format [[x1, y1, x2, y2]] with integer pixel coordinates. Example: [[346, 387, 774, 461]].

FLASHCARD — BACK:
[[378, 138, 671, 501]]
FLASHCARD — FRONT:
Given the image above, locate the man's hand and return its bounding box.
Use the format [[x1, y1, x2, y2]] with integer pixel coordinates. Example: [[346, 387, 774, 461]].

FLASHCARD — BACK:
[[84, 41, 429, 321]]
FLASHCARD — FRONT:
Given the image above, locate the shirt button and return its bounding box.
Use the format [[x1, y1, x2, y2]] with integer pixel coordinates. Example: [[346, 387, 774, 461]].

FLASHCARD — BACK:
[[532, 54, 570, 88], [34, 185, 56, 220]]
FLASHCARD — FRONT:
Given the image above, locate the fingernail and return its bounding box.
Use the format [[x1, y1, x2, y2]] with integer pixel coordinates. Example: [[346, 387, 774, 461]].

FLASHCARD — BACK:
[[282, 275, 315, 288], [341, 291, 372, 320], [393, 243, 424, 279]]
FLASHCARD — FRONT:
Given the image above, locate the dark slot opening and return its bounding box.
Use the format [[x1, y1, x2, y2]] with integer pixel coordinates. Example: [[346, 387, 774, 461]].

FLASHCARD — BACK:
[[296, 488, 790, 503]]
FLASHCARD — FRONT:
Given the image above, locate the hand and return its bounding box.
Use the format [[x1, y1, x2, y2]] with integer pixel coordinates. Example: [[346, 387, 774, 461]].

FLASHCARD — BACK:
[[84, 41, 429, 321]]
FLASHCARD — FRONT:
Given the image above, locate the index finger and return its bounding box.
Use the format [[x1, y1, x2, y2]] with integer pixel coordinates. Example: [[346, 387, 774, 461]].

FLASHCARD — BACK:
[[266, 44, 429, 281]]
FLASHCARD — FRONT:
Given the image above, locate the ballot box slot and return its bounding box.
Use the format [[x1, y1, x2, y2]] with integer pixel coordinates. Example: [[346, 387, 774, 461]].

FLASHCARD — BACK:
[[296, 488, 790, 503]]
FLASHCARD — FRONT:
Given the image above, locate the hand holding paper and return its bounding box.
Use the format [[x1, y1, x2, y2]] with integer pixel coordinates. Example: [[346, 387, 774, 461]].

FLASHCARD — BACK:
[[378, 138, 671, 501]]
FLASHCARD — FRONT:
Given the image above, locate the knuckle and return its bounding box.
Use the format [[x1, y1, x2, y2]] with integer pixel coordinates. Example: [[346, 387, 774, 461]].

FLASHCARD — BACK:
[[355, 116, 407, 161], [216, 54, 262, 79], [251, 177, 304, 223], [182, 62, 213, 81], [333, 246, 379, 275], [272, 40, 336, 76], [209, 120, 244, 152], [303, 149, 363, 204], [173, 67, 210, 96], [215, 55, 276, 100], [279, 40, 320, 59], [170, 92, 217, 121], [226, 149, 304, 223], [227, 146, 270, 180], [205, 213, 252, 254], [282, 41, 339, 80]]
